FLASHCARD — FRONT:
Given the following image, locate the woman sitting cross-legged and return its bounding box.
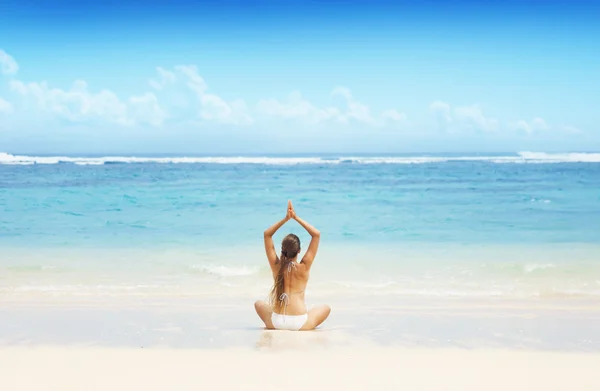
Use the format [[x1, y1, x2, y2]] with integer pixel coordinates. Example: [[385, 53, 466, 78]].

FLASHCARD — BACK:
[[254, 200, 331, 331]]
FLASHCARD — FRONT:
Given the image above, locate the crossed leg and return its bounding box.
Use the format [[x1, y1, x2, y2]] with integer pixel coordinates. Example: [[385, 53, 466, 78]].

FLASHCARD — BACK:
[[254, 300, 274, 329], [300, 304, 331, 330]]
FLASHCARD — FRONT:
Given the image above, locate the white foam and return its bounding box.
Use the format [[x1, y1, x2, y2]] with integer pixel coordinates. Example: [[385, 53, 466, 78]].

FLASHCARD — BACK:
[[516, 151, 600, 163], [524, 263, 556, 273], [2, 152, 599, 165], [8, 284, 160, 293], [530, 198, 552, 203], [191, 264, 260, 277], [0, 153, 329, 165], [332, 280, 397, 289]]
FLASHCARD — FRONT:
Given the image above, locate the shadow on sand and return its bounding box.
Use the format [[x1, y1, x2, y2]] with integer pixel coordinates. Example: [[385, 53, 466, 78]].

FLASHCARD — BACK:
[[255, 326, 358, 351]]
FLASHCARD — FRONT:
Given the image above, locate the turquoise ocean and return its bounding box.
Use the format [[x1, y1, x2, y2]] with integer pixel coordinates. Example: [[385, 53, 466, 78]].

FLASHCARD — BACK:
[[1, 151, 600, 303]]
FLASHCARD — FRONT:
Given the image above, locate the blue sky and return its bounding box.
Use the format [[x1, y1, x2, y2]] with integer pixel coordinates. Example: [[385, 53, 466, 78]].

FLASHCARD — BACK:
[[0, 0, 599, 154]]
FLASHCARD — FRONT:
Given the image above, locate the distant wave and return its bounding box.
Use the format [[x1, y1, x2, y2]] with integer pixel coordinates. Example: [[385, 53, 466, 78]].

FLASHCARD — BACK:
[[507, 152, 600, 164], [1, 151, 600, 165]]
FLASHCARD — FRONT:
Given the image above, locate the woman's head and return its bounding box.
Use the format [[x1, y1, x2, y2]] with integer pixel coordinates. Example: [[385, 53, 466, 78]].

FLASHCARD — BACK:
[[269, 233, 301, 311], [281, 233, 301, 259]]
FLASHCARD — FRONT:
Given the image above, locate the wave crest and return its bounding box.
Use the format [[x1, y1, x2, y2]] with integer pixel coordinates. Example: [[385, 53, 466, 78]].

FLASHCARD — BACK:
[[2, 152, 600, 165]]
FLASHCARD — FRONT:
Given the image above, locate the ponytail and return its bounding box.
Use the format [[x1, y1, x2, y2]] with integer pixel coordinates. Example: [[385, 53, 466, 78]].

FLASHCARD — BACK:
[[268, 234, 301, 312], [268, 253, 292, 312]]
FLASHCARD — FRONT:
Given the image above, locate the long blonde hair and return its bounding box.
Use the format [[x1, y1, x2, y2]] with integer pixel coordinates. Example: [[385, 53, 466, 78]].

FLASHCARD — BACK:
[[269, 233, 301, 312]]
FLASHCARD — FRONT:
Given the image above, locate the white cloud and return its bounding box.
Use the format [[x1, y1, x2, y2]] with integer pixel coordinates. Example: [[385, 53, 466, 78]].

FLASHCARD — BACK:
[[257, 87, 406, 127], [129, 92, 168, 126], [9, 79, 167, 126], [381, 109, 407, 122], [174, 65, 208, 95], [0, 49, 407, 129], [0, 50, 19, 75], [5, 59, 248, 127], [256, 91, 341, 123], [331, 87, 375, 124], [453, 104, 498, 131], [433, 102, 575, 136], [431, 101, 498, 132], [10, 79, 128, 124], [6, 49, 567, 136], [150, 65, 250, 124], [511, 117, 549, 134], [149, 67, 176, 91], [201, 94, 252, 124], [510, 120, 583, 135], [0, 96, 13, 113]]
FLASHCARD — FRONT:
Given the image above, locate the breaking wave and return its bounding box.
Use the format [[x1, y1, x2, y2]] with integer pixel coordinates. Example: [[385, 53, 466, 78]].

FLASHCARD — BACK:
[[1, 152, 600, 165]]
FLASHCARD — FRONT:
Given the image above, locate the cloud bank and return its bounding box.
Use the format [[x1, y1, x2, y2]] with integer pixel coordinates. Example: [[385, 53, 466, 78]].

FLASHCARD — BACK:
[[0, 49, 580, 138]]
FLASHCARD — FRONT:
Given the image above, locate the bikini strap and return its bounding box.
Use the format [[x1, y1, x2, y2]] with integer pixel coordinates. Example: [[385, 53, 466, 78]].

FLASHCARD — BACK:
[[287, 261, 296, 273], [279, 292, 289, 322]]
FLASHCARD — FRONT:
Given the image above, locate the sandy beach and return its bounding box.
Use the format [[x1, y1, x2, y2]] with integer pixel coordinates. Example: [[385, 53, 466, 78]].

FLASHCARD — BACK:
[[2, 345, 600, 391], [1, 297, 600, 391]]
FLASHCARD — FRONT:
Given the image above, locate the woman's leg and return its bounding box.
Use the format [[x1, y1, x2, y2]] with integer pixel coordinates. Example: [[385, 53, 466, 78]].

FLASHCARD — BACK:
[[254, 300, 275, 329], [300, 304, 331, 330]]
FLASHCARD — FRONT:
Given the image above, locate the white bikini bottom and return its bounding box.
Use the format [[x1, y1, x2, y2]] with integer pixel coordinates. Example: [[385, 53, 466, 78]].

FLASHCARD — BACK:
[[271, 313, 308, 331]]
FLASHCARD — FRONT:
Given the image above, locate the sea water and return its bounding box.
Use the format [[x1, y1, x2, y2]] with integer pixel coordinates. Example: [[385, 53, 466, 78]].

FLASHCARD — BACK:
[[1, 151, 600, 302]]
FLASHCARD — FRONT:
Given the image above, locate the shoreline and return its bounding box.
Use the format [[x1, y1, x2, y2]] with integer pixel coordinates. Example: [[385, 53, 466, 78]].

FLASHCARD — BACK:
[[2, 294, 600, 310], [3, 243, 600, 305], [2, 297, 599, 352]]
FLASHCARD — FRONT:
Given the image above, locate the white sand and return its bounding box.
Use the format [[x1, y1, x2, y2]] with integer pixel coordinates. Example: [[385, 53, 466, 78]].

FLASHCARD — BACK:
[[2, 345, 599, 391]]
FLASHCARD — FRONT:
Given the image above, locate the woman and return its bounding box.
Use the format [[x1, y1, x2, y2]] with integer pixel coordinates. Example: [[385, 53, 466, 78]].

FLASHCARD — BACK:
[[254, 200, 331, 331]]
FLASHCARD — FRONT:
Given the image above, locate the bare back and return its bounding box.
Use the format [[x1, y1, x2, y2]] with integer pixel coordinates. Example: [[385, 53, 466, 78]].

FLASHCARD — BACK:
[[271, 259, 310, 315]]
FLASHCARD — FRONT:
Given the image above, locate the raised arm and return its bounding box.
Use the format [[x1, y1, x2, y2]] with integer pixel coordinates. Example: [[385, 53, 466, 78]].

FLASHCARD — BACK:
[[263, 203, 293, 267], [289, 202, 320, 268]]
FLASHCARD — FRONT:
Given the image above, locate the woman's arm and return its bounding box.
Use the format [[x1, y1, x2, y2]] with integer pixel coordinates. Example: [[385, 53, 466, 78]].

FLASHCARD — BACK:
[[263, 203, 293, 267], [289, 202, 320, 267]]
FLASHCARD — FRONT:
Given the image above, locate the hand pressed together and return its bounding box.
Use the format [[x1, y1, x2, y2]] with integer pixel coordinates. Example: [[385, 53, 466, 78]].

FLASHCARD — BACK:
[[286, 200, 297, 221]]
